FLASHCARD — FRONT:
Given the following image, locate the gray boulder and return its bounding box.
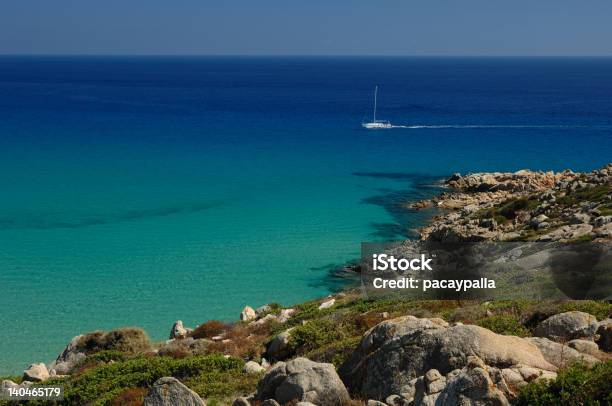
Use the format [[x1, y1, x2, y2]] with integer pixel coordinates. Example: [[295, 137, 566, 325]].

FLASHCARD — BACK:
[[144, 377, 206, 406], [339, 316, 555, 400], [48, 334, 87, 375], [256, 357, 350, 405], [567, 339, 600, 356], [525, 337, 600, 368], [533, 311, 598, 342], [261, 400, 281, 406]]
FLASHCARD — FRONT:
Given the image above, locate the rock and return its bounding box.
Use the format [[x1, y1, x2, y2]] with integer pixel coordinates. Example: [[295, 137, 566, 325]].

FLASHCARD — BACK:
[[2, 379, 20, 390], [23, 363, 49, 382], [593, 215, 612, 227], [385, 394, 411, 406], [170, 320, 188, 339], [434, 357, 509, 406], [250, 314, 278, 327], [367, 400, 388, 406], [48, 334, 87, 375], [318, 298, 335, 310], [261, 358, 271, 369], [296, 403, 318, 406], [568, 339, 601, 356], [266, 328, 294, 360], [595, 319, 612, 352], [244, 361, 265, 374], [232, 397, 251, 406], [531, 214, 549, 229], [525, 337, 600, 368], [261, 400, 280, 406], [255, 357, 350, 405], [533, 311, 598, 342], [339, 316, 555, 400], [277, 308, 296, 323], [424, 369, 446, 394], [256, 304, 272, 316], [240, 306, 257, 322], [538, 224, 593, 241], [569, 213, 591, 224], [144, 377, 206, 406]]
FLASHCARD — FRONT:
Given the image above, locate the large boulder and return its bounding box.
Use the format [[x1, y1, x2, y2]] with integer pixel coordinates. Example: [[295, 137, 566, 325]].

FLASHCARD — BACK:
[[50, 327, 152, 374], [533, 311, 598, 342], [23, 363, 49, 382], [339, 316, 555, 400], [255, 357, 350, 405], [525, 337, 600, 368], [144, 377, 206, 406]]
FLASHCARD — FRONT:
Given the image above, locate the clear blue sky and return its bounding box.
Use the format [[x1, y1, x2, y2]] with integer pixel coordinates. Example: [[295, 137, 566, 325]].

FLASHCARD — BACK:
[[2, 0, 612, 56]]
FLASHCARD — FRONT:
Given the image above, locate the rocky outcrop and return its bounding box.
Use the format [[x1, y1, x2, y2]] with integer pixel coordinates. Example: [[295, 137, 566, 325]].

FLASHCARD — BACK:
[[339, 315, 556, 401], [413, 164, 611, 243], [144, 377, 206, 406], [533, 311, 598, 342], [256, 357, 350, 405]]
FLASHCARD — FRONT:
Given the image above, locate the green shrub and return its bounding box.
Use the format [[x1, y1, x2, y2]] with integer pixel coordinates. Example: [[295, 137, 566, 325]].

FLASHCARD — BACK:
[[477, 315, 530, 337], [288, 318, 349, 354], [304, 336, 362, 367], [516, 361, 612, 405], [29, 354, 248, 406]]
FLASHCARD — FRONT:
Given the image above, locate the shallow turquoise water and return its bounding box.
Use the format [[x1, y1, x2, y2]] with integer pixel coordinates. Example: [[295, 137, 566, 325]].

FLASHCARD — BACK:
[[1, 56, 611, 373]]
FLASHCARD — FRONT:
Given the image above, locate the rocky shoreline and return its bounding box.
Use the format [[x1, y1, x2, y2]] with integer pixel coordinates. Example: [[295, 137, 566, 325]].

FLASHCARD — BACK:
[[2, 164, 611, 406], [411, 164, 612, 243]]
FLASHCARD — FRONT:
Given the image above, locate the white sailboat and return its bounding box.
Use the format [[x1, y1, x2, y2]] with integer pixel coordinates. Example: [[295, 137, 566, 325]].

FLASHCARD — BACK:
[[362, 86, 392, 129]]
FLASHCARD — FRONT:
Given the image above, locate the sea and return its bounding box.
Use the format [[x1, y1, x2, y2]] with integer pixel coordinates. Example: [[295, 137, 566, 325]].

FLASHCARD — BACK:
[[1, 56, 611, 374]]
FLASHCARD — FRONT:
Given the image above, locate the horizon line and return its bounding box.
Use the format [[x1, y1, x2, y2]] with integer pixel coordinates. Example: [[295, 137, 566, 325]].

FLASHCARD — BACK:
[[1, 53, 612, 58]]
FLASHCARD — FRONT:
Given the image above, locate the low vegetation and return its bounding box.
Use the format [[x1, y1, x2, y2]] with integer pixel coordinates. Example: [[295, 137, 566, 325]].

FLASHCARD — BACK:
[[516, 361, 612, 405], [4, 297, 610, 405]]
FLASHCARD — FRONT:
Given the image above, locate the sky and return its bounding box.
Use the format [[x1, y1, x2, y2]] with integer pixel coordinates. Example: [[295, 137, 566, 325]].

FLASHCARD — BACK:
[[1, 0, 612, 56]]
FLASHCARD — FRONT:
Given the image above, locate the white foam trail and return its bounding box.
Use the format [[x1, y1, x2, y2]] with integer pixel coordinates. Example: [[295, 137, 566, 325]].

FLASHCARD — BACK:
[[390, 124, 581, 129], [391, 124, 601, 129]]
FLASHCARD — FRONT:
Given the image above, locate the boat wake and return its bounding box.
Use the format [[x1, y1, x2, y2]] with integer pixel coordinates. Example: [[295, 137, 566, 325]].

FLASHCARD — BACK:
[[390, 124, 584, 129]]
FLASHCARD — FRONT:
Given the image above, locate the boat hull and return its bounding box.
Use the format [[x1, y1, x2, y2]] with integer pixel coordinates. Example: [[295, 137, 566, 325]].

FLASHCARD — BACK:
[[362, 122, 392, 129]]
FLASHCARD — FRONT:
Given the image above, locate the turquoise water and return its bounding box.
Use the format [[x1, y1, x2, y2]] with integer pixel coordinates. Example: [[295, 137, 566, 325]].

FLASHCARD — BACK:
[[1, 57, 611, 374]]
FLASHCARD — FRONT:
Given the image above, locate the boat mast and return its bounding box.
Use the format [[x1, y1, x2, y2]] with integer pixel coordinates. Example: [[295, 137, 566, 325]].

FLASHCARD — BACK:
[[373, 86, 378, 122]]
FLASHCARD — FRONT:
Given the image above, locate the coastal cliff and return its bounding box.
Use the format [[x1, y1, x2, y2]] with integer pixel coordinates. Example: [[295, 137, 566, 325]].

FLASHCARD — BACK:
[[2, 165, 611, 406]]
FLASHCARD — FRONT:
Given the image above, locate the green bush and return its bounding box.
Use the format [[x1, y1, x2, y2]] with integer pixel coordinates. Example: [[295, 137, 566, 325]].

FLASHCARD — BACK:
[[29, 354, 249, 406], [288, 318, 349, 354], [516, 361, 612, 405], [477, 315, 530, 337]]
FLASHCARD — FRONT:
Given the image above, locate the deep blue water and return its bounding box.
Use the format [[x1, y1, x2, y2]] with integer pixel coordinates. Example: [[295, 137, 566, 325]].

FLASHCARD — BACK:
[[0, 56, 611, 374]]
